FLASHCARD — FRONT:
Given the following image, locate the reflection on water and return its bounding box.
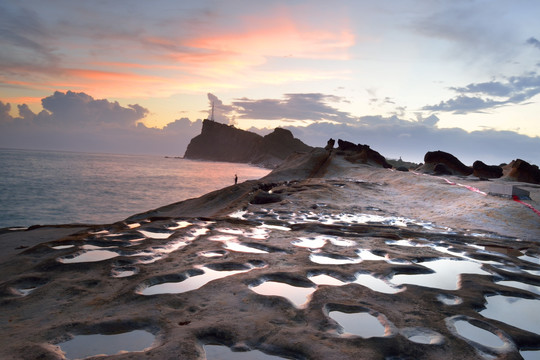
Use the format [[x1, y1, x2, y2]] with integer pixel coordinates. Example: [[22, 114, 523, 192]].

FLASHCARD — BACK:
[[58, 249, 119, 263], [390, 258, 490, 290], [309, 274, 346, 286], [437, 293, 463, 305], [495, 280, 540, 295], [250, 281, 316, 308], [204, 345, 287, 360], [521, 350, 540, 360], [309, 253, 361, 265], [400, 327, 445, 345], [56, 330, 155, 359], [141, 267, 253, 295], [479, 295, 540, 334], [329, 311, 386, 338], [353, 273, 403, 294], [453, 320, 505, 348]]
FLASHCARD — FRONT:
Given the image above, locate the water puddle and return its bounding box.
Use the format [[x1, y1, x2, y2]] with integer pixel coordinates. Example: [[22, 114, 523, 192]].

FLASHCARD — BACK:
[[168, 221, 191, 230], [58, 250, 120, 264], [204, 344, 288, 360], [519, 254, 540, 265], [437, 293, 463, 305], [258, 224, 291, 231], [479, 295, 540, 334], [328, 311, 386, 338], [400, 327, 445, 345], [353, 273, 404, 294], [111, 266, 138, 278], [223, 241, 269, 254], [521, 350, 540, 360], [292, 237, 327, 249], [138, 229, 173, 239], [51, 244, 75, 250], [390, 258, 491, 290], [495, 280, 540, 295], [453, 320, 505, 348], [140, 265, 258, 295], [356, 249, 386, 261], [56, 330, 155, 359], [198, 250, 227, 258], [309, 274, 347, 286], [250, 281, 316, 308], [309, 253, 362, 265]]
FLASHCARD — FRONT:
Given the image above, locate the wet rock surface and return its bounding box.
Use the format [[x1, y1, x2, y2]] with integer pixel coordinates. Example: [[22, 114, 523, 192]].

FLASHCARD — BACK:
[[1, 153, 539, 359]]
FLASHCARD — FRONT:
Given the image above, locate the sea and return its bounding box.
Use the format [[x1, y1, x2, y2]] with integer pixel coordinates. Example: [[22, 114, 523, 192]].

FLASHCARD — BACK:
[[0, 148, 270, 228]]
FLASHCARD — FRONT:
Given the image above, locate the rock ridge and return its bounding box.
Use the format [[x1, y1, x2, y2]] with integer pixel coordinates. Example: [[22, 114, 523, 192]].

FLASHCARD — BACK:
[[183, 120, 312, 168]]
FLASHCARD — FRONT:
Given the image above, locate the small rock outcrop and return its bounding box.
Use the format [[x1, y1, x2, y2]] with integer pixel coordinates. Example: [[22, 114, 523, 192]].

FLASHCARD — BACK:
[[325, 138, 335, 151], [473, 161, 503, 179], [504, 159, 540, 184], [184, 120, 312, 168], [421, 151, 473, 176], [337, 139, 392, 168]]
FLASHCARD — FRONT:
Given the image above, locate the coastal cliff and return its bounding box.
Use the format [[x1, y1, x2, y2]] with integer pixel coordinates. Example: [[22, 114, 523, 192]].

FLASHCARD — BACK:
[[183, 120, 312, 168]]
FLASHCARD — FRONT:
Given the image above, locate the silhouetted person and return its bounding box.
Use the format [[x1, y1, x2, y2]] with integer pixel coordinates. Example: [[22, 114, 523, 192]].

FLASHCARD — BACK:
[[234, 174, 238, 185]]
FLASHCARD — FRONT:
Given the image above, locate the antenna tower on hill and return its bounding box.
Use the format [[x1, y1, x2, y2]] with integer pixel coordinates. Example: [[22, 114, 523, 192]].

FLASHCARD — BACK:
[[210, 101, 215, 121]]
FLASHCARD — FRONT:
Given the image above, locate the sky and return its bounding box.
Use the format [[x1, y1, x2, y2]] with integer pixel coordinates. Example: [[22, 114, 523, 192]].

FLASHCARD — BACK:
[[1, 0, 539, 165]]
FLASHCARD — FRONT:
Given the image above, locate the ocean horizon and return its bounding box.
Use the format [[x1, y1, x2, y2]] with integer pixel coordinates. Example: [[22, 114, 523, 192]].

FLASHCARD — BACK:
[[0, 148, 270, 228]]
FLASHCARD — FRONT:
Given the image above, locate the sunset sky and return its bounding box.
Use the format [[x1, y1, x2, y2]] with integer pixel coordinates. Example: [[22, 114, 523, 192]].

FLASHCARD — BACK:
[[1, 0, 539, 164]]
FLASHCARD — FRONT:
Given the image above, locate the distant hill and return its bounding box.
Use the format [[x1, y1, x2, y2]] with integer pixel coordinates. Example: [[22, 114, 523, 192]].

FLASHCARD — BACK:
[[183, 120, 313, 168]]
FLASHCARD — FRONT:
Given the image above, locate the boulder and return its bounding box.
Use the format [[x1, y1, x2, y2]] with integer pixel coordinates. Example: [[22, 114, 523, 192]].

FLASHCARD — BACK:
[[423, 151, 473, 176], [504, 159, 540, 184], [337, 140, 391, 168], [472, 161, 503, 179]]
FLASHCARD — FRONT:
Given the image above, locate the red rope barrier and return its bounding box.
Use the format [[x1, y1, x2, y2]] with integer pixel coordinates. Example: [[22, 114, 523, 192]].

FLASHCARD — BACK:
[[512, 195, 540, 217]]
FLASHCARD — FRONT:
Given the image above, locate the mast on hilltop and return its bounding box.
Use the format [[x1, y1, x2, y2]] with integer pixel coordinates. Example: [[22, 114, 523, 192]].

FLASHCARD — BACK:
[[210, 101, 215, 121]]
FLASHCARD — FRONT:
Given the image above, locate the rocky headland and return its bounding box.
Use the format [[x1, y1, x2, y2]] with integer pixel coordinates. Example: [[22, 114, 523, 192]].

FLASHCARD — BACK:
[[183, 120, 312, 168], [1, 141, 540, 360]]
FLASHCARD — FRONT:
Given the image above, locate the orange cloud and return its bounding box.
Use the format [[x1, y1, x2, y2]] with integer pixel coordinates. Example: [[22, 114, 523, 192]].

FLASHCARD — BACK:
[[186, 16, 354, 61]]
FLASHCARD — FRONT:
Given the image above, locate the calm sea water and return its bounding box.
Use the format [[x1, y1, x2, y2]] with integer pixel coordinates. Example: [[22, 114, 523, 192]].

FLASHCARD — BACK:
[[0, 149, 270, 228]]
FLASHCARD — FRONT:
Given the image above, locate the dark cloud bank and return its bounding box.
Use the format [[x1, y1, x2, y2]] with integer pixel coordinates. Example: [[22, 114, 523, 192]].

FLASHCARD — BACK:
[[1, 91, 539, 165], [0, 91, 202, 156]]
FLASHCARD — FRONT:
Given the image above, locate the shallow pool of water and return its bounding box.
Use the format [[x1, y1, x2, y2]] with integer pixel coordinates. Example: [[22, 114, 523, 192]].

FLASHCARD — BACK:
[[453, 320, 505, 348], [309, 253, 361, 265], [328, 311, 386, 338], [141, 266, 253, 295], [437, 293, 463, 305], [250, 281, 316, 308], [479, 295, 540, 334], [58, 249, 120, 264], [56, 330, 155, 359], [354, 273, 403, 294], [495, 280, 540, 295], [204, 344, 288, 360], [309, 274, 347, 286], [390, 258, 491, 290]]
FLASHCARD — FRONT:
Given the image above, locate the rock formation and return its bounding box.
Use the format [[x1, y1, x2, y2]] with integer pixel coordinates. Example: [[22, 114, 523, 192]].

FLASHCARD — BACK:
[[473, 160, 503, 179], [504, 159, 540, 184], [421, 150, 473, 176], [183, 120, 312, 168], [336, 139, 392, 168], [1, 150, 540, 360]]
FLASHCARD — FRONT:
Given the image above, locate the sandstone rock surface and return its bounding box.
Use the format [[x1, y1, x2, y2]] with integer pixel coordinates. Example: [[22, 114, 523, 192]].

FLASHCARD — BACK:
[[1, 151, 539, 360]]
